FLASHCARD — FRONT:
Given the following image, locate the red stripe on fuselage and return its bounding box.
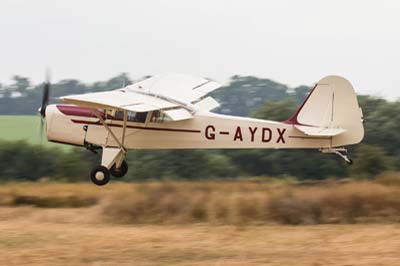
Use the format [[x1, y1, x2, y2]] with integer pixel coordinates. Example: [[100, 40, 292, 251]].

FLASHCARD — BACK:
[[71, 119, 201, 133], [58, 104, 201, 134]]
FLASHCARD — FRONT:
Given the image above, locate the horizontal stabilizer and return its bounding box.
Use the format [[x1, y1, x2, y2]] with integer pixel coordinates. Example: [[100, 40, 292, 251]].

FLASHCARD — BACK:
[[294, 125, 346, 137]]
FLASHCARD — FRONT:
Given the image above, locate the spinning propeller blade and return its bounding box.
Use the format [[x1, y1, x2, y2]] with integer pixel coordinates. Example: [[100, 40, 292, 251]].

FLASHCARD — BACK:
[[38, 70, 51, 142], [40, 70, 51, 118]]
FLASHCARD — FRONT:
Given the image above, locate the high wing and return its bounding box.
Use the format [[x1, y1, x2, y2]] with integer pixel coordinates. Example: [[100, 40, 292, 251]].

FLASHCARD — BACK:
[[125, 74, 221, 103], [60, 74, 222, 121], [60, 90, 178, 112]]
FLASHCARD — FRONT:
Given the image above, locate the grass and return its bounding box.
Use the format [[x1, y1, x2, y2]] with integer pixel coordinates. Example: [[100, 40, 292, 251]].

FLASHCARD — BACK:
[[0, 115, 68, 149], [0, 216, 400, 265], [102, 180, 400, 225], [12, 195, 98, 208], [0, 180, 400, 265], [0, 182, 108, 207], [2, 178, 400, 224]]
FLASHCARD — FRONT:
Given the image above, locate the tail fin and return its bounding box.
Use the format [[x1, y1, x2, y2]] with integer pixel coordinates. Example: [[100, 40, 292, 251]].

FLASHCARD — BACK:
[[286, 76, 364, 146]]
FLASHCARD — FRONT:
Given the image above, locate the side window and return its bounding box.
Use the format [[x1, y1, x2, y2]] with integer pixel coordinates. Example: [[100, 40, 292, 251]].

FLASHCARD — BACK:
[[114, 110, 124, 120], [114, 110, 147, 123], [106, 109, 113, 118], [132, 112, 147, 123], [150, 110, 171, 123]]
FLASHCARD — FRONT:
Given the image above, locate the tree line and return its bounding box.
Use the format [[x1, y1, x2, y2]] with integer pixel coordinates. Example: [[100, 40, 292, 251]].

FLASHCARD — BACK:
[[0, 74, 398, 181]]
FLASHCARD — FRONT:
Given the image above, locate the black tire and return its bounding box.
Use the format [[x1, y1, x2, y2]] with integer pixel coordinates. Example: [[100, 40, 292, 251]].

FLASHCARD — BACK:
[[110, 160, 128, 178], [90, 165, 110, 186]]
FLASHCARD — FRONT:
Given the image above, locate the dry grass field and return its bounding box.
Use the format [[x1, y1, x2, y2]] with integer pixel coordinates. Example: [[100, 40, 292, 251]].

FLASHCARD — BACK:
[[0, 179, 400, 265]]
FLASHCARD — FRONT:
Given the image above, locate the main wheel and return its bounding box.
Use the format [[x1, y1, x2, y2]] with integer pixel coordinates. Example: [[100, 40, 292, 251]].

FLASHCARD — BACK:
[[110, 160, 128, 178], [90, 166, 110, 186]]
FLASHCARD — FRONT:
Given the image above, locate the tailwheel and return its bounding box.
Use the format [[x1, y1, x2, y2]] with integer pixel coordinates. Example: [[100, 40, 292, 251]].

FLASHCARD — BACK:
[[110, 160, 128, 178], [345, 157, 353, 165], [90, 166, 110, 186], [335, 150, 353, 165], [320, 147, 353, 165]]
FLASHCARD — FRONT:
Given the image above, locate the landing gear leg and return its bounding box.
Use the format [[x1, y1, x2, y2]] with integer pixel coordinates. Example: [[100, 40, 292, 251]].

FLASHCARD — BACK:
[[89, 109, 129, 186], [320, 147, 353, 165], [90, 147, 127, 186]]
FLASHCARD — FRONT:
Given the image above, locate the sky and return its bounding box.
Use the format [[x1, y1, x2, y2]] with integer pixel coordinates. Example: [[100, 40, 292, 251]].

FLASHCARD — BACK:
[[0, 0, 399, 99]]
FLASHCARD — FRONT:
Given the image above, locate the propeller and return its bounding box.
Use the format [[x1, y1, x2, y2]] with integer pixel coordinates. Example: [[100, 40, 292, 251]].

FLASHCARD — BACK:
[[39, 70, 51, 141]]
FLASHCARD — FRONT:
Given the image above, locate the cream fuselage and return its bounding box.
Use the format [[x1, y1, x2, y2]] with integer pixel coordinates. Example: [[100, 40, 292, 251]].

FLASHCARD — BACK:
[[45, 104, 334, 150]]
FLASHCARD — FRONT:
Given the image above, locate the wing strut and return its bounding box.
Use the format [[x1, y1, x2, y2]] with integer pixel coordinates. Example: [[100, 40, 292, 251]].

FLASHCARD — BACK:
[[121, 110, 128, 146], [91, 109, 128, 170], [92, 109, 127, 152]]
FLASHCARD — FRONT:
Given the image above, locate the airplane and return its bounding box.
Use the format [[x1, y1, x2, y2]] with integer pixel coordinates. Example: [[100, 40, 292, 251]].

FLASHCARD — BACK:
[[39, 74, 364, 186]]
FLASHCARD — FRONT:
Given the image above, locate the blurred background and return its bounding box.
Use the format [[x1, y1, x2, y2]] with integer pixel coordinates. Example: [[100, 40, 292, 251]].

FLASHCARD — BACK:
[[1, 1, 400, 265]]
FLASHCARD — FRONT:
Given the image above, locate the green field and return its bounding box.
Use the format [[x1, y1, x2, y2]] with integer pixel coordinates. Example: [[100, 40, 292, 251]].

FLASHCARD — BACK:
[[0, 115, 69, 149]]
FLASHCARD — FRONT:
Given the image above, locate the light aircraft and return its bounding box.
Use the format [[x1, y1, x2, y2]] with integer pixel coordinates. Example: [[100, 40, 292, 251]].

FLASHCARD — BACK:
[[39, 74, 364, 185]]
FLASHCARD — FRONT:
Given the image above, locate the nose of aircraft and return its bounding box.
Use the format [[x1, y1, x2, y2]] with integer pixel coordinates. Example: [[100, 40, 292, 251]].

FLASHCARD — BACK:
[[44, 104, 57, 134], [37, 104, 56, 139]]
